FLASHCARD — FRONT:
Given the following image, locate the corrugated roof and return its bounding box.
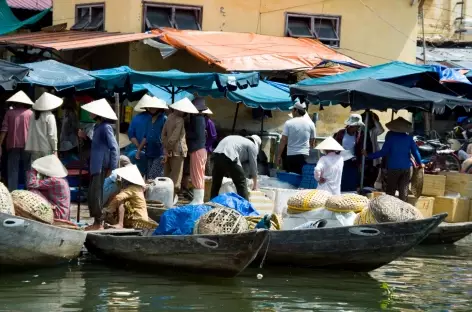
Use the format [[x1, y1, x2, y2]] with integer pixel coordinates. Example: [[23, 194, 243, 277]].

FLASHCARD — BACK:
[[0, 30, 159, 51], [6, 0, 51, 11]]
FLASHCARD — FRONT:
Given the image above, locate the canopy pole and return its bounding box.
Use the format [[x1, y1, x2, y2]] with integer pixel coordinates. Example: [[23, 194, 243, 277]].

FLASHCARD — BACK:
[[172, 86, 175, 103], [114, 93, 120, 146], [360, 111, 370, 191], [391, 110, 394, 121], [260, 110, 264, 135], [231, 102, 240, 134]]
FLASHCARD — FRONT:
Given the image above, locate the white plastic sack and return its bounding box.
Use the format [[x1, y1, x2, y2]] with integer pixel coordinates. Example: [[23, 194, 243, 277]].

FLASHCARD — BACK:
[[282, 208, 357, 230], [218, 177, 254, 195]]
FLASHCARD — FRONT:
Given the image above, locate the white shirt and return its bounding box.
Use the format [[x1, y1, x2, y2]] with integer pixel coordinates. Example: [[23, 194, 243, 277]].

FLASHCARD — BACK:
[[282, 115, 316, 156], [314, 152, 344, 195], [341, 130, 356, 155], [25, 111, 57, 153]]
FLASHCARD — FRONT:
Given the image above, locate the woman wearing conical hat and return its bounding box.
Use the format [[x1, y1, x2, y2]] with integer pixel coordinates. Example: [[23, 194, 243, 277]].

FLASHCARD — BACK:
[[25, 92, 63, 162], [314, 137, 345, 195], [79, 98, 119, 231], [26, 154, 70, 220], [362, 117, 423, 202], [0, 90, 34, 191]]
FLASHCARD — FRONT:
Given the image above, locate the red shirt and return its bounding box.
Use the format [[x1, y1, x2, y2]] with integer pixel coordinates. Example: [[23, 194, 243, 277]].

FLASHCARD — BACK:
[[27, 169, 71, 220], [1, 108, 32, 150]]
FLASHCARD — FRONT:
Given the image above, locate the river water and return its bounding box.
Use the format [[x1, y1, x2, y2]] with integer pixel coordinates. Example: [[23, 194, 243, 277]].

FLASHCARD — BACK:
[[0, 236, 470, 312]]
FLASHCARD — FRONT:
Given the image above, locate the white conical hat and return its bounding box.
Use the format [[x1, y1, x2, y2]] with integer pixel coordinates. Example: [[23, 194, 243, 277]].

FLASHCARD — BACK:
[[138, 94, 168, 110], [32, 154, 68, 178], [315, 137, 345, 152], [32, 92, 63, 111], [6, 91, 34, 105], [81, 99, 118, 120], [202, 108, 213, 115], [118, 133, 131, 149], [169, 98, 198, 114], [114, 164, 145, 186]]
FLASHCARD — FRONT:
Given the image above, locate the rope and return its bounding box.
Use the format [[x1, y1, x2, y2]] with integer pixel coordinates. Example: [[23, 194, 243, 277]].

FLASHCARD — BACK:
[[258, 231, 271, 269]]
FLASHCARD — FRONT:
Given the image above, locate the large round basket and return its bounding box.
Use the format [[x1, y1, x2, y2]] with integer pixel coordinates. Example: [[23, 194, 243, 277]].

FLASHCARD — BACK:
[[0, 182, 14, 215], [355, 194, 422, 225], [287, 189, 331, 214], [325, 194, 369, 213], [12, 190, 53, 224], [194, 206, 248, 235]]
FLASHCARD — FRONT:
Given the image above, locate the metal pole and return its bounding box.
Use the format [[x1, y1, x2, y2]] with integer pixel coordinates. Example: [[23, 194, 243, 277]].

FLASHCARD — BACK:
[[360, 111, 370, 190], [231, 102, 240, 134], [260, 110, 264, 135], [114, 93, 120, 145], [421, 5, 427, 65], [76, 139, 82, 223]]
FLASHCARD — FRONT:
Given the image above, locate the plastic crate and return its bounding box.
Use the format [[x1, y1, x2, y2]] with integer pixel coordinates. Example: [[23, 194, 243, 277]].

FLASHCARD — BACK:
[[299, 164, 318, 189], [276, 171, 302, 187]]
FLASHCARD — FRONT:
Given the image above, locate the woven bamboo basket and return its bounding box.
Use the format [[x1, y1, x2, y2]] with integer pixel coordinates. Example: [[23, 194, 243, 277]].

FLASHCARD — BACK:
[[12, 190, 53, 224], [124, 218, 158, 230], [194, 206, 248, 235], [325, 194, 369, 213], [53, 219, 81, 230], [0, 182, 14, 215], [287, 190, 331, 214]]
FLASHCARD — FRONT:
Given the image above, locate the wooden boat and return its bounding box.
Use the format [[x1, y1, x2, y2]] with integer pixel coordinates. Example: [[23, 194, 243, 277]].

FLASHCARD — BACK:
[[0, 212, 87, 268], [256, 213, 446, 272], [85, 229, 269, 277], [420, 221, 472, 245]]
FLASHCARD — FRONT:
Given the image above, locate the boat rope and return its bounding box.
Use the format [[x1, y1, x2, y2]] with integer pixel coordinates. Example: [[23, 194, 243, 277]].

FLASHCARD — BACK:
[[258, 231, 271, 269]]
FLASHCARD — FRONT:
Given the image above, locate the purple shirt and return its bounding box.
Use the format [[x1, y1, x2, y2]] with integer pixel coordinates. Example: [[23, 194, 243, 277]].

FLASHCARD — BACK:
[[1, 108, 32, 150], [205, 117, 217, 153]]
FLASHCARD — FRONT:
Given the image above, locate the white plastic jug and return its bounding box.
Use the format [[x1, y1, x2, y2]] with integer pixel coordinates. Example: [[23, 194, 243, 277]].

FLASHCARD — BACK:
[[146, 177, 174, 208]]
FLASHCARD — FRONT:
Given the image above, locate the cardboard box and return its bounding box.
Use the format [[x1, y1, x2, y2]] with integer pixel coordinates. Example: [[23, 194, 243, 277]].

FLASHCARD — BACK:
[[422, 174, 446, 197], [407, 196, 434, 218], [439, 172, 472, 198], [433, 196, 470, 223]]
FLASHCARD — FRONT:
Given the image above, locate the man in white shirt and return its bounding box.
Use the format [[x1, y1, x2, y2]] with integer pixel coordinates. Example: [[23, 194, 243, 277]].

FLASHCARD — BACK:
[[276, 100, 316, 174]]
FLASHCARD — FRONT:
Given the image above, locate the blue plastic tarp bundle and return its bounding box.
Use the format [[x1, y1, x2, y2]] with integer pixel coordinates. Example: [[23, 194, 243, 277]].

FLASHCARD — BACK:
[[153, 193, 259, 235]]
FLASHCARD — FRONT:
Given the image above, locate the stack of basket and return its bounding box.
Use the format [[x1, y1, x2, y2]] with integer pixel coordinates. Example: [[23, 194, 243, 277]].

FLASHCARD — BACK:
[[11, 190, 54, 224], [0, 182, 14, 216]]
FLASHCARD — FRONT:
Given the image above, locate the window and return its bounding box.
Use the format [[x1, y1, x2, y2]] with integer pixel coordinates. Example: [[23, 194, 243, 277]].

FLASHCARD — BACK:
[[71, 4, 104, 31], [286, 13, 341, 47], [144, 3, 202, 31]]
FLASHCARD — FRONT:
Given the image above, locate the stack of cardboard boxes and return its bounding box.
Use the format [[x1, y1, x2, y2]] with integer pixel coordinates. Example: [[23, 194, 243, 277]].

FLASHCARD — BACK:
[[408, 173, 472, 223]]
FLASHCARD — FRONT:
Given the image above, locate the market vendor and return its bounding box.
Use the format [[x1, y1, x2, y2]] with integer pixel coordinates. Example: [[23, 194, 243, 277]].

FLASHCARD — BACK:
[[333, 113, 366, 192], [203, 108, 217, 176], [211, 134, 261, 200], [59, 97, 79, 155], [26, 154, 70, 220], [276, 100, 316, 174], [127, 95, 153, 175], [136, 95, 168, 180], [103, 155, 132, 206], [79, 99, 119, 231], [314, 137, 345, 195], [361, 111, 385, 188], [363, 117, 423, 202], [26, 92, 63, 162], [103, 164, 148, 229], [0, 91, 34, 191], [162, 98, 196, 195]]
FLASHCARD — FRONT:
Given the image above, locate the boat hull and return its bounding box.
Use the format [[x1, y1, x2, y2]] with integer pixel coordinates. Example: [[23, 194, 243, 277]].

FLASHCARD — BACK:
[[257, 214, 446, 272], [0, 212, 87, 268], [420, 221, 472, 245], [85, 230, 268, 277]]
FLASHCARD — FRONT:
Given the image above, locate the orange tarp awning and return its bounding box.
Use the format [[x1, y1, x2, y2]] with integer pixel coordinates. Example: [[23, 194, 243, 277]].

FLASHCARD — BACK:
[[306, 65, 347, 78], [153, 28, 367, 72]]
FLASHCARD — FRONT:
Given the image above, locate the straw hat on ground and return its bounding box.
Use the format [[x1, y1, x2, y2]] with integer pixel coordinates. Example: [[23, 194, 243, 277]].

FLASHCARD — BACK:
[[32, 92, 63, 111], [6, 91, 34, 106], [315, 137, 345, 152], [344, 114, 365, 127], [385, 117, 412, 133], [81, 98, 118, 120], [202, 108, 213, 115], [115, 164, 145, 186], [137, 94, 167, 110], [118, 133, 131, 149], [246, 135, 261, 150], [169, 98, 199, 114], [32, 154, 68, 178]]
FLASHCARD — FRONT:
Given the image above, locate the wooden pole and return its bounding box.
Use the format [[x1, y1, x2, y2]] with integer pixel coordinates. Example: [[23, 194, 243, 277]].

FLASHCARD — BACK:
[[114, 93, 120, 143]]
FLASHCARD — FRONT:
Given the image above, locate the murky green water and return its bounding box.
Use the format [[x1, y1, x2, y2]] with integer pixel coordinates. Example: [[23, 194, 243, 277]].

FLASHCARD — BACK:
[[0, 236, 470, 312]]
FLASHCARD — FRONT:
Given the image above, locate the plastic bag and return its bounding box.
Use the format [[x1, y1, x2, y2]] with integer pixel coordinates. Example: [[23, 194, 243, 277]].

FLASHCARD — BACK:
[[210, 192, 259, 217], [282, 208, 356, 230]]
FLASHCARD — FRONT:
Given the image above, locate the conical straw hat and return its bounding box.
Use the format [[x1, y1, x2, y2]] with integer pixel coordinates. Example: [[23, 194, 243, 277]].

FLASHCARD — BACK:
[[202, 108, 213, 115], [114, 164, 145, 186], [169, 98, 199, 114], [118, 133, 131, 149], [81, 98, 118, 120], [6, 90, 34, 105], [315, 137, 345, 152], [32, 154, 68, 178], [32, 92, 63, 111], [137, 94, 168, 110], [385, 117, 412, 133]]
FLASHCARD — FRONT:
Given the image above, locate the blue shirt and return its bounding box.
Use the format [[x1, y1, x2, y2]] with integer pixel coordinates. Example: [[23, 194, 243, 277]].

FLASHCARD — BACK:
[[90, 122, 119, 175], [128, 112, 152, 143], [144, 113, 167, 158], [368, 131, 421, 170]]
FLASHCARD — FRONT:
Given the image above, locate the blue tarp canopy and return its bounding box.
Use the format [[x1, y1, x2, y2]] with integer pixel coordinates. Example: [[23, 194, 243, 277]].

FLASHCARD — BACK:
[[89, 66, 131, 91], [22, 60, 96, 91], [132, 83, 194, 104], [0, 59, 29, 90]]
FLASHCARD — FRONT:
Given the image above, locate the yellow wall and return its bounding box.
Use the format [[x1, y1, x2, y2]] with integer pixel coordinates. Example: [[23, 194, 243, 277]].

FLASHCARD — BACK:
[[53, 0, 416, 135]]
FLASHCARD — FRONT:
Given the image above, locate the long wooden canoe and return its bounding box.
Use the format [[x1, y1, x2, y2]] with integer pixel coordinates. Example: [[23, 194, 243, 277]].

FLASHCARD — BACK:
[[420, 221, 472, 245], [85, 229, 268, 277], [256, 213, 446, 272], [0, 212, 87, 268]]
